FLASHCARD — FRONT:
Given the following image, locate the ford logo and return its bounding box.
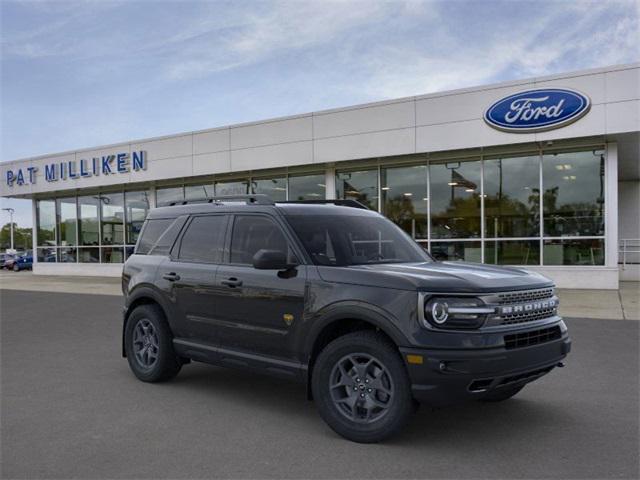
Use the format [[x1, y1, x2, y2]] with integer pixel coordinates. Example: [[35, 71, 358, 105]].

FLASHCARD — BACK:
[[484, 88, 591, 133]]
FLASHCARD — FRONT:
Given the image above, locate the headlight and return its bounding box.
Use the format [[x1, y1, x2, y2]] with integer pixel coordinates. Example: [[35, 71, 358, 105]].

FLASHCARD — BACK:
[[422, 296, 495, 329]]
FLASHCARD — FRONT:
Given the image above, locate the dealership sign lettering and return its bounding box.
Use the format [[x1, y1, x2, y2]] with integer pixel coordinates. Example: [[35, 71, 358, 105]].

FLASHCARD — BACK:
[[484, 88, 590, 132], [5, 151, 146, 187]]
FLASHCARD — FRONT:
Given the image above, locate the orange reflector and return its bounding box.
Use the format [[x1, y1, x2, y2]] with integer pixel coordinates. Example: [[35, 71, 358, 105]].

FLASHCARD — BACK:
[[406, 354, 424, 365]]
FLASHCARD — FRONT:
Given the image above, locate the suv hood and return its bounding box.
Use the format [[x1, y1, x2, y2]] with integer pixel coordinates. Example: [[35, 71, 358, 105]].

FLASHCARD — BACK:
[[316, 261, 553, 293]]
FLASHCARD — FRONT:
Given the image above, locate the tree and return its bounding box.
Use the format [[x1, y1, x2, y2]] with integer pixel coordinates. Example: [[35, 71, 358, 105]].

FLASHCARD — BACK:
[[0, 223, 32, 251]]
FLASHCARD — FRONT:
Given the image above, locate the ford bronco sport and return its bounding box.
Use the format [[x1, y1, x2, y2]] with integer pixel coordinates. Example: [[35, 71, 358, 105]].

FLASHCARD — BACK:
[[122, 194, 571, 443]]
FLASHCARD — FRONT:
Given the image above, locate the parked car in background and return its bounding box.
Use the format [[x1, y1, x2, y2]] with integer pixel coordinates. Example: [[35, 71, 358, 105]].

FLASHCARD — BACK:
[[2, 253, 17, 270], [12, 252, 33, 271]]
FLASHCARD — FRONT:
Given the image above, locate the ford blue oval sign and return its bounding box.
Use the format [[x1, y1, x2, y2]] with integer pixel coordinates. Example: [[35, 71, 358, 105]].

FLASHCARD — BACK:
[[484, 88, 591, 133]]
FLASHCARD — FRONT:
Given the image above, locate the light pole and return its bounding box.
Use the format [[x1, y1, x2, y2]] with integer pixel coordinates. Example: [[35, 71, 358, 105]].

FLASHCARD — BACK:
[[2, 207, 15, 251]]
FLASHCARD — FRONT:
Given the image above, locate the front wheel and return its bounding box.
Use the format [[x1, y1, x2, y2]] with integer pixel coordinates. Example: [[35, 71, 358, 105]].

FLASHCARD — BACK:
[[12, 264, 19, 272], [312, 331, 414, 443], [124, 304, 182, 382]]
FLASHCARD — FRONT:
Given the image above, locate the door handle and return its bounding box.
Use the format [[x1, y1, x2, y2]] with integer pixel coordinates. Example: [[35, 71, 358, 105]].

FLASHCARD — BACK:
[[162, 272, 181, 281], [221, 277, 243, 288]]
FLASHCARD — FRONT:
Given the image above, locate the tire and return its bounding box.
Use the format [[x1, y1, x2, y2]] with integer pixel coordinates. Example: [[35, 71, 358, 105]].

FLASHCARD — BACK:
[[479, 385, 524, 402], [312, 331, 414, 443], [124, 304, 182, 382], [12, 264, 19, 272]]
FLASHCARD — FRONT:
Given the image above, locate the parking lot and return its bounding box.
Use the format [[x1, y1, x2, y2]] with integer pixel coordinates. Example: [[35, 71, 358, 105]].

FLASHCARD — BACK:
[[1, 288, 639, 479]]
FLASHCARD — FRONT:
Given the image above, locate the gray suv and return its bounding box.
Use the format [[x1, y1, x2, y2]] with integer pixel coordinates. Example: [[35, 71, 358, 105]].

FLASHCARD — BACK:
[[122, 195, 571, 443]]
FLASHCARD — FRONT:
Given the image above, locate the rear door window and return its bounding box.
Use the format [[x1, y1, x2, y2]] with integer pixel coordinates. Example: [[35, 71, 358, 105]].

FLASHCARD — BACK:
[[178, 215, 227, 263]]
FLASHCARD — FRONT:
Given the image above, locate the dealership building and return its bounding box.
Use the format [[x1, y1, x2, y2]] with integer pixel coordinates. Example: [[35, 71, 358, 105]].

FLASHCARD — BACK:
[[1, 63, 638, 289]]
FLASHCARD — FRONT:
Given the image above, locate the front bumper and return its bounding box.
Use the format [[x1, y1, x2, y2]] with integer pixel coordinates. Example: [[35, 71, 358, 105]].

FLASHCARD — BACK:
[[400, 330, 571, 406]]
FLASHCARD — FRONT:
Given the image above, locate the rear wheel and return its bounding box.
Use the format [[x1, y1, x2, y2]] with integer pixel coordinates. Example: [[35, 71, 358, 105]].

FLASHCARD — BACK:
[[124, 304, 182, 382], [312, 331, 414, 443], [479, 385, 524, 402], [12, 263, 19, 272]]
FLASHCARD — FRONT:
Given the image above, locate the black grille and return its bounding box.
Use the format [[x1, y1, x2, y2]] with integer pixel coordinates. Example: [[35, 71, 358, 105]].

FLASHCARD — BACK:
[[497, 288, 554, 305], [501, 307, 557, 325], [496, 288, 557, 325], [504, 326, 561, 350]]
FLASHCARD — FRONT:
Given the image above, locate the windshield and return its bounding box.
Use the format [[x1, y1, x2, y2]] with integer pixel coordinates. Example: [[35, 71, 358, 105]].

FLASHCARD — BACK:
[[285, 214, 432, 266]]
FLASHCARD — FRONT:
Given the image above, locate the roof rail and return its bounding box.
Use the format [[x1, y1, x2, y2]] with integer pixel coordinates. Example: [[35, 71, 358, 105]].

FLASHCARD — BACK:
[[279, 199, 369, 210], [168, 194, 274, 206]]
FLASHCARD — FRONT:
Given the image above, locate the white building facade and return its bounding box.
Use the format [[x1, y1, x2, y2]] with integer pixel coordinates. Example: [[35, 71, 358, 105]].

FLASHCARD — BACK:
[[1, 63, 639, 289]]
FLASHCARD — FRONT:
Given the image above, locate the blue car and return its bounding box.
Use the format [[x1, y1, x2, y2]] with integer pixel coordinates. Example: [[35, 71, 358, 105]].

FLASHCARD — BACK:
[[13, 253, 33, 271]]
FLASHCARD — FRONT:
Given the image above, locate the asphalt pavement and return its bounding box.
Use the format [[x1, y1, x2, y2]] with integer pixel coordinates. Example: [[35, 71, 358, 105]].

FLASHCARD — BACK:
[[1, 289, 639, 479]]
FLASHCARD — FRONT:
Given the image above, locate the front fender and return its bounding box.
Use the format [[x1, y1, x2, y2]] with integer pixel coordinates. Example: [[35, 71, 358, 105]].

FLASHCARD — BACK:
[[303, 300, 410, 360]]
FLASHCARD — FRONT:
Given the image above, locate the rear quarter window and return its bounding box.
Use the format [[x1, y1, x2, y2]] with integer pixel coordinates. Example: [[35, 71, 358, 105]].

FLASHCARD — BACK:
[[136, 217, 185, 255]]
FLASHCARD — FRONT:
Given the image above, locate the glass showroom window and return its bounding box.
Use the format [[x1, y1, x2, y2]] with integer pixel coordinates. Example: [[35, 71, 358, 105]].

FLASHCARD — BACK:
[[288, 173, 325, 200], [185, 183, 214, 201], [430, 160, 481, 239], [484, 155, 540, 238], [36, 199, 57, 263], [77, 195, 100, 263], [543, 238, 604, 265], [125, 190, 150, 246], [336, 169, 379, 210], [56, 197, 77, 263], [215, 180, 249, 196], [252, 176, 287, 201], [542, 150, 605, 237], [430, 241, 481, 262], [381, 165, 428, 239], [101, 193, 124, 246], [485, 239, 540, 265], [156, 186, 184, 206]]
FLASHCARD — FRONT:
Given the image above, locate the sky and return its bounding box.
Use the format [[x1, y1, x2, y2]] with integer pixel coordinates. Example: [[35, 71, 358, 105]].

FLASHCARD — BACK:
[[1, 0, 639, 228]]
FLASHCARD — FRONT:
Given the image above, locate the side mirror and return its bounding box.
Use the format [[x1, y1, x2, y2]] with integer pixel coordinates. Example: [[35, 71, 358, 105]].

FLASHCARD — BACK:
[[252, 249, 292, 270]]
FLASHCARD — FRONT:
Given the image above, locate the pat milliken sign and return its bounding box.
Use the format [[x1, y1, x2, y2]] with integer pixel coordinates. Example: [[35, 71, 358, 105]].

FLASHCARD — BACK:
[[484, 88, 591, 133], [5, 151, 147, 187]]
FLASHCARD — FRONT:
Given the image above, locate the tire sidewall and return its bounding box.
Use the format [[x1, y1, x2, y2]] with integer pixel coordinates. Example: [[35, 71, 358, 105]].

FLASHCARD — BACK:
[[124, 305, 178, 382], [312, 332, 413, 443]]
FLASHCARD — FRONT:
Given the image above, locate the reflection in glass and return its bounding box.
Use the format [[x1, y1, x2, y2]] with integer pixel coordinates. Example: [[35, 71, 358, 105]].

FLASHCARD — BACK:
[[58, 247, 77, 263], [543, 150, 605, 236], [36, 247, 57, 262], [37, 200, 56, 246], [78, 196, 100, 246], [430, 160, 481, 238], [288, 173, 325, 200], [430, 241, 481, 262], [56, 198, 77, 246], [101, 193, 124, 245], [543, 239, 604, 265], [125, 190, 150, 245], [78, 247, 100, 263], [101, 247, 124, 263], [252, 177, 287, 201], [215, 180, 249, 196], [484, 155, 540, 238], [382, 165, 428, 239], [156, 186, 184, 206], [336, 170, 378, 210], [185, 184, 215, 201], [485, 240, 540, 265]]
